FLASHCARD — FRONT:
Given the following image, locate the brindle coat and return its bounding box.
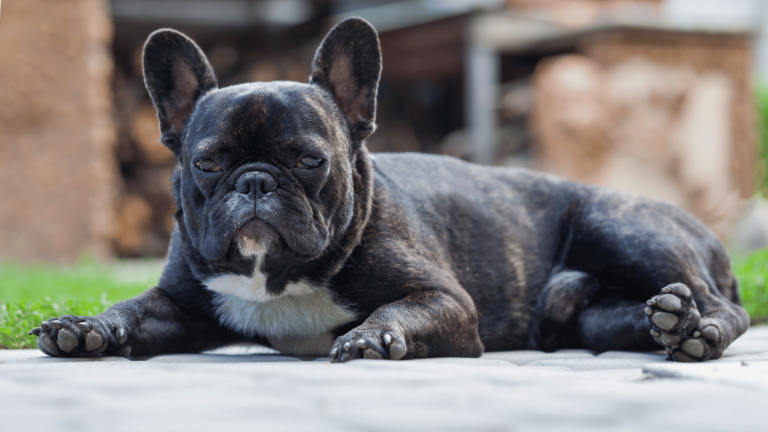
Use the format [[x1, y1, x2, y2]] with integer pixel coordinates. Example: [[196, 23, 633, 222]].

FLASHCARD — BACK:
[[29, 18, 749, 363]]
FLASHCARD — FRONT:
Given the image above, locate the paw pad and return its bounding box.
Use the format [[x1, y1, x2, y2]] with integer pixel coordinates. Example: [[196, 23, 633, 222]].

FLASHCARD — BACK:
[[85, 330, 104, 351], [681, 339, 705, 358], [646, 283, 718, 362], [651, 312, 678, 330], [656, 294, 682, 312], [57, 329, 78, 352], [330, 329, 407, 362], [702, 326, 720, 342], [29, 316, 121, 358]]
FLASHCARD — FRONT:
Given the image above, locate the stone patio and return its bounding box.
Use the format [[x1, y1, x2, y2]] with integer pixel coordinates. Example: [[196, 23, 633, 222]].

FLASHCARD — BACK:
[[2, 327, 768, 431]]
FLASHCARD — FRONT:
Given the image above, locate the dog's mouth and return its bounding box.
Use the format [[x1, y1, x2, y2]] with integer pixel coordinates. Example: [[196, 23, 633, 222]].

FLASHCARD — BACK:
[[234, 218, 278, 256]]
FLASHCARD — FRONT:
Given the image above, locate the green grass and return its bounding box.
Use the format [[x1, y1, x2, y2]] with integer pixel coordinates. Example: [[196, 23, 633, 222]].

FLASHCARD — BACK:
[[732, 249, 768, 324], [755, 82, 768, 195], [0, 259, 163, 349], [0, 252, 766, 349]]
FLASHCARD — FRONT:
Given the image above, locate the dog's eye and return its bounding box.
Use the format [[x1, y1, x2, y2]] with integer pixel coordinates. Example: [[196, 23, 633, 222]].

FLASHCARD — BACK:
[[297, 156, 324, 169], [194, 159, 222, 172]]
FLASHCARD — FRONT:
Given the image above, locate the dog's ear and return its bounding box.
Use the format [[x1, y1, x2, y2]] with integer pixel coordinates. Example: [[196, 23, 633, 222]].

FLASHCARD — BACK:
[[310, 18, 382, 143], [143, 29, 218, 156]]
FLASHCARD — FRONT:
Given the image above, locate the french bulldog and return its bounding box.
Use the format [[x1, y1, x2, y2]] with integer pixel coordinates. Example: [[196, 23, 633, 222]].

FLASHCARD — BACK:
[[29, 18, 749, 363]]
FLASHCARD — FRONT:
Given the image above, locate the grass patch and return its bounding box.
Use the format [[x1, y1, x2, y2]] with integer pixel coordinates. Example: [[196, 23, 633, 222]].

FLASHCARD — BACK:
[[0, 259, 162, 349], [732, 249, 768, 324], [755, 82, 768, 195]]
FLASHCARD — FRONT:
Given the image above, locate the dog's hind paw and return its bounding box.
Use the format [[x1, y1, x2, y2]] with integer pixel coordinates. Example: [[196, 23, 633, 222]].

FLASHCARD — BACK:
[[645, 283, 720, 362], [28, 315, 131, 358]]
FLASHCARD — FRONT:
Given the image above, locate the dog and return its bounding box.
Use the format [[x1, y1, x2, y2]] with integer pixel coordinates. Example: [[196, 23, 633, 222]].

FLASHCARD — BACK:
[[29, 18, 749, 362]]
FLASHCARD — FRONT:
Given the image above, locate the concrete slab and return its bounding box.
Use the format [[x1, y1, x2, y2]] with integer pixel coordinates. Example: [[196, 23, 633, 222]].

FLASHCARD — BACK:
[[1, 326, 767, 431]]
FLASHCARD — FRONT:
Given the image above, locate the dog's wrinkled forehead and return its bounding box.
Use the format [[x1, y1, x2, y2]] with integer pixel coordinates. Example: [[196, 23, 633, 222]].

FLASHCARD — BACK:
[[185, 81, 346, 156]]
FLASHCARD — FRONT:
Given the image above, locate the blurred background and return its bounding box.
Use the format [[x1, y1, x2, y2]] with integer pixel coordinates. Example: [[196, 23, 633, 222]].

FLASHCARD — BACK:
[[1, 0, 767, 261], [2, 0, 768, 347]]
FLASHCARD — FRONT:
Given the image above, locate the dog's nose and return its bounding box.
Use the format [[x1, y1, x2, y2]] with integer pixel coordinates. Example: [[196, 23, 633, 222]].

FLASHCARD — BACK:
[[235, 171, 277, 196]]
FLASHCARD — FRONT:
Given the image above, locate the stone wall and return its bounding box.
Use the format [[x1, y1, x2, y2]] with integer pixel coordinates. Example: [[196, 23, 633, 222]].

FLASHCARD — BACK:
[[0, 0, 117, 262], [530, 30, 756, 237]]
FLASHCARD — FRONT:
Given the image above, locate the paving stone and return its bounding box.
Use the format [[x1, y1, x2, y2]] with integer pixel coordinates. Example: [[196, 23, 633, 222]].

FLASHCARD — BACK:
[[553, 349, 598, 355], [596, 351, 666, 361], [143, 354, 304, 363], [482, 350, 595, 365], [643, 360, 768, 391], [0, 349, 129, 364], [1, 326, 767, 431], [410, 357, 518, 367], [523, 357, 665, 371]]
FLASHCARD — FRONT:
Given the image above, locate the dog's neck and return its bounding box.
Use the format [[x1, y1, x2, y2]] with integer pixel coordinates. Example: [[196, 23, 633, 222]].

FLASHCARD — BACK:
[[325, 146, 375, 275]]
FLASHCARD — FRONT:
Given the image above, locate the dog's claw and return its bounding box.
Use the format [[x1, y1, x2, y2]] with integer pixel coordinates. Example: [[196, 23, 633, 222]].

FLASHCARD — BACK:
[[41, 322, 51, 332], [116, 328, 126, 344], [51, 320, 63, 329], [644, 307, 653, 316], [356, 339, 367, 349], [383, 333, 392, 346], [28, 327, 41, 336], [343, 342, 351, 352], [651, 312, 678, 330], [650, 329, 661, 337], [692, 330, 702, 338], [56, 329, 78, 352], [77, 322, 92, 332], [85, 331, 104, 351], [330, 347, 338, 358]]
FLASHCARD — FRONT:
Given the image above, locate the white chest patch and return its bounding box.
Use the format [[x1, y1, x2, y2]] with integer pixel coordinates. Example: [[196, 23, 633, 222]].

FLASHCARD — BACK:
[[209, 283, 355, 356], [201, 239, 355, 356]]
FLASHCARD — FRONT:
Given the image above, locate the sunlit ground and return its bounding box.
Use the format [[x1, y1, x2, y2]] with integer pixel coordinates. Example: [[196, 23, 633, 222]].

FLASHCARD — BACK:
[[1, 251, 766, 349]]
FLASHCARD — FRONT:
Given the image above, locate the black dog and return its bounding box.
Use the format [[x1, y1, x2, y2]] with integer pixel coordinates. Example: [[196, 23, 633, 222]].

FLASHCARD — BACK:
[[29, 18, 749, 362]]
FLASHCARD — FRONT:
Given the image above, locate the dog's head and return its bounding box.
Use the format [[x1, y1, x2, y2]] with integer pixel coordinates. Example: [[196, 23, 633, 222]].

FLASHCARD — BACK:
[[142, 18, 379, 294]]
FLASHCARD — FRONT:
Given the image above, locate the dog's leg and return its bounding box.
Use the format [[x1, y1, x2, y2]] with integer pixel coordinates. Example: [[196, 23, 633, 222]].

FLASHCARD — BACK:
[[28, 287, 242, 357], [576, 280, 749, 361], [577, 298, 658, 352], [329, 288, 483, 362]]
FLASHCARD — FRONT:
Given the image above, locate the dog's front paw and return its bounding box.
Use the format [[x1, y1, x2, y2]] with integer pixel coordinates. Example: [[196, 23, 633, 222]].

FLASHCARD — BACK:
[[28, 315, 131, 358], [645, 283, 719, 362], [329, 327, 407, 363]]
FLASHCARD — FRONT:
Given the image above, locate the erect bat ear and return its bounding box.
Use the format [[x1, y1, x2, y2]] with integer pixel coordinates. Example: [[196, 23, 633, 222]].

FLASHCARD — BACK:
[[142, 29, 218, 156], [310, 18, 382, 144]]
